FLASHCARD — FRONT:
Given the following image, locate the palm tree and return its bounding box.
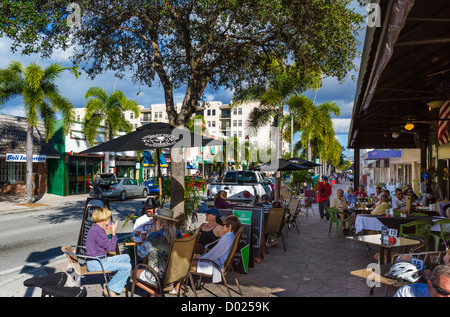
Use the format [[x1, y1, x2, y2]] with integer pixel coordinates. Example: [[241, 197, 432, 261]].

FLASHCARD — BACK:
[[233, 60, 320, 200], [0, 61, 78, 203], [83, 87, 141, 172]]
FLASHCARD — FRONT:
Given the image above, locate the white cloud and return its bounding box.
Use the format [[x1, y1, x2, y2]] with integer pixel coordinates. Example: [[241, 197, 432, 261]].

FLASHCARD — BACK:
[[333, 118, 352, 134]]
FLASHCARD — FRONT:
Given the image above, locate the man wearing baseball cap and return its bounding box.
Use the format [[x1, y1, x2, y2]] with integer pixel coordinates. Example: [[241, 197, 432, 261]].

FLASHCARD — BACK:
[[420, 172, 443, 207]]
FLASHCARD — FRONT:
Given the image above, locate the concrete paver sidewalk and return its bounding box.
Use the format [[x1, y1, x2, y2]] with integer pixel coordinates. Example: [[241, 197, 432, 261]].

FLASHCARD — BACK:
[[1, 180, 398, 297]]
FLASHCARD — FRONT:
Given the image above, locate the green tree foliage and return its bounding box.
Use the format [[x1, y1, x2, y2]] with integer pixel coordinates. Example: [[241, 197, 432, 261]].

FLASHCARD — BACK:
[[0, 60, 78, 202]]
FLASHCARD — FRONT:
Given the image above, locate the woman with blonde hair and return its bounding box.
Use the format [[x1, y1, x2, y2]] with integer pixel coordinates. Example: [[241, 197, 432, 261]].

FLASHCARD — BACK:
[[85, 207, 131, 297]]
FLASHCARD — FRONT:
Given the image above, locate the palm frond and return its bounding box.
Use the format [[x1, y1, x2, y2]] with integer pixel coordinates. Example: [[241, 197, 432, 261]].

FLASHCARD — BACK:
[[24, 62, 45, 92], [85, 86, 108, 102]]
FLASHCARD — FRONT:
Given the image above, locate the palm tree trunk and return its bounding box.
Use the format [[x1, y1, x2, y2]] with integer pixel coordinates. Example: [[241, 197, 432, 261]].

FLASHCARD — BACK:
[[26, 124, 33, 204], [307, 138, 312, 162]]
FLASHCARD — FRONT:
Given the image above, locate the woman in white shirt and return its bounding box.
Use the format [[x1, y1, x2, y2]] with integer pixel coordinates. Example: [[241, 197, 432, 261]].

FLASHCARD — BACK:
[[190, 215, 241, 283]]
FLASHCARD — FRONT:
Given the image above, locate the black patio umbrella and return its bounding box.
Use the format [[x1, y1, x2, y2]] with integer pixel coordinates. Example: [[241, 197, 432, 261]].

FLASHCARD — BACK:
[[250, 158, 311, 172], [288, 157, 320, 167], [80, 122, 223, 197]]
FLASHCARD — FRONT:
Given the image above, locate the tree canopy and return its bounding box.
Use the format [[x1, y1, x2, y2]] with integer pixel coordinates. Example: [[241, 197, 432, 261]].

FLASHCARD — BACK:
[[0, 0, 367, 126]]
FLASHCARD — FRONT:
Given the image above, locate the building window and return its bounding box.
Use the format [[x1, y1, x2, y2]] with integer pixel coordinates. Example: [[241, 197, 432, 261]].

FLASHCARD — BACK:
[[207, 121, 211, 127], [238, 131, 242, 137], [212, 109, 216, 115], [207, 109, 211, 116], [212, 121, 216, 127], [130, 112, 134, 119], [233, 120, 237, 127], [238, 120, 242, 127], [238, 108, 242, 115], [0, 159, 26, 182], [233, 108, 237, 115]]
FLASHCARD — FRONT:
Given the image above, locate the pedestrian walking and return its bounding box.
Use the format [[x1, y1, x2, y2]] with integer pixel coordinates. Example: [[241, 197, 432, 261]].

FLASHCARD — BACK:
[[94, 173, 102, 198], [317, 176, 332, 220]]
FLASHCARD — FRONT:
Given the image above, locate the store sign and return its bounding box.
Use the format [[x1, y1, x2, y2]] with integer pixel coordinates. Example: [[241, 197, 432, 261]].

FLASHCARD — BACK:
[[6, 153, 46, 162]]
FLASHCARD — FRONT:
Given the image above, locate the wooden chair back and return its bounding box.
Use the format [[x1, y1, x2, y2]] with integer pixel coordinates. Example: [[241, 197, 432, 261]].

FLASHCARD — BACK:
[[265, 208, 286, 235], [163, 233, 200, 285]]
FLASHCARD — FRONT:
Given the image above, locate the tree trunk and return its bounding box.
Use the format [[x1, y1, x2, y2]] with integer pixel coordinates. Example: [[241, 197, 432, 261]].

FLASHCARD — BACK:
[[170, 147, 185, 221], [26, 124, 34, 204], [274, 109, 282, 202]]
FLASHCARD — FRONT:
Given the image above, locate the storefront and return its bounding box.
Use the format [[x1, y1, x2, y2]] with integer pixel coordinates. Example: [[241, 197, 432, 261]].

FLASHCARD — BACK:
[[0, 114, 61, 196]]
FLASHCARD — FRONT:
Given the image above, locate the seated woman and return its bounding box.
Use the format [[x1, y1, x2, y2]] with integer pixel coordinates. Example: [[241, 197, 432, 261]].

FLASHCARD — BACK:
[[195, 207, 224, 254], [191, 215, 241, 283], [134, 208, 183, 296], [85, 207, 132, 297], [214, 190, 238, 209]]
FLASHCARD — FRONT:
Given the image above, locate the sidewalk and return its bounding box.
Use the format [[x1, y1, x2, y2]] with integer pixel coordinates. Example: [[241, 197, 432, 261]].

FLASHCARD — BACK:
[[0, 180, 396, 297]]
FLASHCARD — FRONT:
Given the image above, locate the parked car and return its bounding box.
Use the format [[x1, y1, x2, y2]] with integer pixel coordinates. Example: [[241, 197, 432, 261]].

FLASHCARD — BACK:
[[144, 176, 166, 195], [90, 177, 149, 201], [206, 170, 272, 205]]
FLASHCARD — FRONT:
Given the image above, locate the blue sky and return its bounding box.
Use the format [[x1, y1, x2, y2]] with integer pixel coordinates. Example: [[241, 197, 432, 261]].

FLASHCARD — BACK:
[[0, 1, 367, 160]]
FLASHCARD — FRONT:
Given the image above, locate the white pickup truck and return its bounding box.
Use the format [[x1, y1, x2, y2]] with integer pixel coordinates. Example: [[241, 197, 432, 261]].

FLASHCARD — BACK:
[[206, 170, 272, 205]]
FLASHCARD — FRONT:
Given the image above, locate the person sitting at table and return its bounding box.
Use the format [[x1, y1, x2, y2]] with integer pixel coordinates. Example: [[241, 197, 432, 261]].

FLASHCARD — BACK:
[[135, 208, 183, 296], [420, 172, 443, 207], [394, 264, 450, 297], [254, 194, 272, 214], [214, 190, 238, 209], [194, 207, 224, 254], [392, 188, 407, 215], [85, 207, 132, 297], [331, 189, 353, 235], [403, 184, 418, 200], [438, 201, 450, 218], [355, 185, 368, 199], [133, 197, 159, 235], [373, 186, 382, 203], [371, 193, 391, 215], [191, 215, 241, 284], [344, 186, 357, 206]]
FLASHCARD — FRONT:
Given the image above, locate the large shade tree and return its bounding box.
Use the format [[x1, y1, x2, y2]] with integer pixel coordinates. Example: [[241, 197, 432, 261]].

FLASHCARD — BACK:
[[0, 0, 367, 217], [0, 61, 78, 203]]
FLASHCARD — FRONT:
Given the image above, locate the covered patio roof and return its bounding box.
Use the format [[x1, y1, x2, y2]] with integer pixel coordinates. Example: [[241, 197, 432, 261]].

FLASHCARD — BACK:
[[349, 0, 450, 149]]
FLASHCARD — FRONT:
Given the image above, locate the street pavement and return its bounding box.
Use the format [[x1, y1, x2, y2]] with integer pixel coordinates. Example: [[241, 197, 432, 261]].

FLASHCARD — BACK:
[[0, 180, 399, 298]]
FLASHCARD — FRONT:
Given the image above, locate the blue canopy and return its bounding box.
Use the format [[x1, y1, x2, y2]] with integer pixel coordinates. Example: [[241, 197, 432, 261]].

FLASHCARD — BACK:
[[366, 149, 401, 159], [143, 151, 167, 167]]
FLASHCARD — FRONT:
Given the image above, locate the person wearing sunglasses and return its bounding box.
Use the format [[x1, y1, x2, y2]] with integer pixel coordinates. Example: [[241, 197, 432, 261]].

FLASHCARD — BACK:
[[394, 264, 450, 297]]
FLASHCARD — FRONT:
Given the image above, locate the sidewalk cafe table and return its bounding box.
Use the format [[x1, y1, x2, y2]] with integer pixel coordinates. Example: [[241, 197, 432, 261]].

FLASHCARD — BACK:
[[350, 263, 411, 296], [346, 234, 421, 265], [354, 214, 446, 234]]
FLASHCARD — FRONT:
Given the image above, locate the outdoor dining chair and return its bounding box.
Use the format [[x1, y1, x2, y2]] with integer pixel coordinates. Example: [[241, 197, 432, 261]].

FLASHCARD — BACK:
[[409, 212, 429, 217], [264, 207, 287, 253], [430, 219, 450, 251], [399, 219, 433, 251], [130, 233, 200, 297], [285, 198, 300, 234], [191, 227, 245, 297], [327, 207, 352, 238], [302, 197, 315, 217], [61, 245, 114, 297]]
